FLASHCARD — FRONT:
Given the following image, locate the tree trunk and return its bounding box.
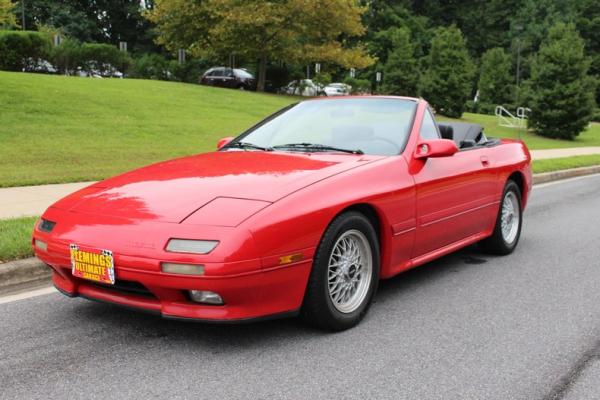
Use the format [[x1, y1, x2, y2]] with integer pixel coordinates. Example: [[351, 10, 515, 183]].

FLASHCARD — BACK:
[[257, 53, 267, 92]]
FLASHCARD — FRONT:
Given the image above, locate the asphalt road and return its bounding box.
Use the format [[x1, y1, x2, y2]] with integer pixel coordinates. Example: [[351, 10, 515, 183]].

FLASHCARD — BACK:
[[1, 174, 600, 400]]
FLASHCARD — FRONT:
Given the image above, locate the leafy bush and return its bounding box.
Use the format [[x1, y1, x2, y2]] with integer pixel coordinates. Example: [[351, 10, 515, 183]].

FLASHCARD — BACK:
[[79, 43, 130, 75], [343, 77, 371, 94], [528, 23, 595, 140], [0, 30, 51, 71], [313, 72, 332, 88], [50, 38, 81, 74], [169, 58, 212, 83], [129, 53, 171, 80]]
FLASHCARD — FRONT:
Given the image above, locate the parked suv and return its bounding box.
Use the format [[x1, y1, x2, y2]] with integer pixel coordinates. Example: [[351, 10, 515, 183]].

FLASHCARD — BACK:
[[200, 67, 256, 90]]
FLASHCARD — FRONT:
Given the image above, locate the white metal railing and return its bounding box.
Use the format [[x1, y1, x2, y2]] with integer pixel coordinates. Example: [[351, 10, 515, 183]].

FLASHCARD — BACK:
[[495, 105, 530, 128]]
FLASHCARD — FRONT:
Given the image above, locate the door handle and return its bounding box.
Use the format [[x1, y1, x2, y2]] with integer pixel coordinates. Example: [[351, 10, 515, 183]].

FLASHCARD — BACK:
[[480, 156, 490, 166]]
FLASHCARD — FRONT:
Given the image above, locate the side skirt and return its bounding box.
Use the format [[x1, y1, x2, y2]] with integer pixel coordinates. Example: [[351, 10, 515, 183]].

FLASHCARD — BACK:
[[382, 230, 492, 279]]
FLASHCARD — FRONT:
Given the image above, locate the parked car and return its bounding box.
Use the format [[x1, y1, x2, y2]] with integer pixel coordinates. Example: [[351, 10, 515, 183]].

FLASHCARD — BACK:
[[323, 82, 351, 96], [280, 79, 324, 96], [75, 66, 123, 78], [200, 67, 256, 90], [33, 96, 531, 331], [26, 59, 58, 74]]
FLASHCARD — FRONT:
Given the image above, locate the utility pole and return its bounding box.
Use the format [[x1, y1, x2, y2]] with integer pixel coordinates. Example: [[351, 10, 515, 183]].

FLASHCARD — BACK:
[[514, 24, 524, 140], [514, 24, 523, 106], [21, 0, 25, 30]]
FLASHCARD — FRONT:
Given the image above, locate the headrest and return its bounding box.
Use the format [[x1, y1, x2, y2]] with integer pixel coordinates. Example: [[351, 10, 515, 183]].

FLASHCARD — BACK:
[[438, 124, 454, 140]]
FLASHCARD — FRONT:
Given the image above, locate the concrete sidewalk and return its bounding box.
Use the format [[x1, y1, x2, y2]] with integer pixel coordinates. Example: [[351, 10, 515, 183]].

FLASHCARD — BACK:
[[1, 146, 600, 220], [529, 146, 600, 160], [0, 181, 95, 219]]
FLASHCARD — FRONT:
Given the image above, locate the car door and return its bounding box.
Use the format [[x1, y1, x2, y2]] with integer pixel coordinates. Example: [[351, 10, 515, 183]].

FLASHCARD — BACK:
[[222, 68, 236, 88], [202, 69, 214, 85], [411, 110, 497, 257], [209, 68, 225, 87]]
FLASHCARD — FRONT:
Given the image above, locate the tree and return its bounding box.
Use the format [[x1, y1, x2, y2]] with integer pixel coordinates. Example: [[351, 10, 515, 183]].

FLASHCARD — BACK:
[[419, 26, 474, 118], [572, 0, 600, 105], [0, 0, 16, 27], [478, 47, 512, 105], [15, 0, 97, 41], [410, 0, 519, 56], [528, 23, 595, 140], [147, 0, 374, 91], [14, 0, 157, 52], [364, 1, 429, 63], [380, 27, 419, 96], [79, 43, 131, 74]]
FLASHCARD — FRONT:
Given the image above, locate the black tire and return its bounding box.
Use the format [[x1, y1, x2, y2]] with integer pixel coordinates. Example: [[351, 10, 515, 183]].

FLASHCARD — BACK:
[[302, 211, 380, 331], [479, 180, 523, 255]]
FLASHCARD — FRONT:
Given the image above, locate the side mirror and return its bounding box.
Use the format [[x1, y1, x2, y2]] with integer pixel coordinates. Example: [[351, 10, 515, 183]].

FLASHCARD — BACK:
[[217, 137, 234, 150], [414, 139, 458, 159]]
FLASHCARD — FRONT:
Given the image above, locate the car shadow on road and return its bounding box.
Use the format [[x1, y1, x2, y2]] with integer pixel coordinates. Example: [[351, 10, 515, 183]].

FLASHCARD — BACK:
[[67, 245, 493, 350]]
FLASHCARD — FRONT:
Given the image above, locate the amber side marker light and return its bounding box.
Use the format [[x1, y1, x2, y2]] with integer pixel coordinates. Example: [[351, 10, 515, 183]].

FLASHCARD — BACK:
[[279, 253, 303, 265]]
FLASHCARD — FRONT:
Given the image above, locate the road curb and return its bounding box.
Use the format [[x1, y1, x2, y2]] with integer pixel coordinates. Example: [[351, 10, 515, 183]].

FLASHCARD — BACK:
[[0, 258, 51, 294], [532, 165, 600, 184], [1, 167, 600, 294]]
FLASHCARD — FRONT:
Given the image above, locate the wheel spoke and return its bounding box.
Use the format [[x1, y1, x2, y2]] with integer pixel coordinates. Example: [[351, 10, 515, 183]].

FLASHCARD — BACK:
[[326, 229, 374, 314]]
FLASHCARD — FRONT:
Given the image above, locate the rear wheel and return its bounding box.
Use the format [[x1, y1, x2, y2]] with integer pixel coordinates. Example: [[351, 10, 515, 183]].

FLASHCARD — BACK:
[[480, 180, 522, 255], [302, 212, 379, 331]]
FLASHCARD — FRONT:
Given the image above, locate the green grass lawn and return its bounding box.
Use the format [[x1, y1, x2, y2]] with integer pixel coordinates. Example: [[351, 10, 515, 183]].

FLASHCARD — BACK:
[[532, 154, 600, 174], [0, 71, 295, 187], [1, 71, 599, 188], [437, 114, 600, 150], [0, 216, 38, 262]]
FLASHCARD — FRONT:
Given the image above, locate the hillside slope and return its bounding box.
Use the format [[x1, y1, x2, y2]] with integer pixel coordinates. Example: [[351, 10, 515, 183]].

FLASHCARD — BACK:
[[1, 72, 598, 187], [0, 72, 294, 187]]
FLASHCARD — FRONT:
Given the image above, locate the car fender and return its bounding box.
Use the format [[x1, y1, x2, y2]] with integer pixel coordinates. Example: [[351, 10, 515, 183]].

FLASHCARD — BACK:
[[242, 156, 417, 278]]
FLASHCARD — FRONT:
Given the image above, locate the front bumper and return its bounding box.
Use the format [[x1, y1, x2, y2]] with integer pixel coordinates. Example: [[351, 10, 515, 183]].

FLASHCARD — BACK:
[[35, 242, 312, 323]]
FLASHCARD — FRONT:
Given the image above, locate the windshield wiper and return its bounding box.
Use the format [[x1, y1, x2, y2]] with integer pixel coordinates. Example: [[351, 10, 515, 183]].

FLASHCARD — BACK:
[[227, 141, 273, 151], [273, 143, 363, 155]]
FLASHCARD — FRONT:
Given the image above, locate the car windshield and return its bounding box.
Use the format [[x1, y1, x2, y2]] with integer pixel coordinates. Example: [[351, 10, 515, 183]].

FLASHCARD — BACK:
[[235, 69, 254, 78], [230, 98, 417, 156]]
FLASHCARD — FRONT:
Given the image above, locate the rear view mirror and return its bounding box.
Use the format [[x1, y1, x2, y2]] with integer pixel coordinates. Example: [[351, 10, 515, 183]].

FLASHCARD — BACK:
[[217, 137, 234, 150], [414, 139, 458, 159]]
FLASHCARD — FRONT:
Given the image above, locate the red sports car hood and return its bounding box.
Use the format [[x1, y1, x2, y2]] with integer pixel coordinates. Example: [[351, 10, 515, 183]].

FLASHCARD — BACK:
[[54, 151, 383, 223]]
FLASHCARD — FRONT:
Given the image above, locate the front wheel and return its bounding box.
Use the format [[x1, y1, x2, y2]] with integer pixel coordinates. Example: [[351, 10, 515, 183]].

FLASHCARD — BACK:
[[302, 212, 380, 331], [480, 180, 523, 255]]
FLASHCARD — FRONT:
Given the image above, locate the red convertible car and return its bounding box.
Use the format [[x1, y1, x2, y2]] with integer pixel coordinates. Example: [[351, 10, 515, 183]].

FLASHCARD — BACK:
[[32, 97, 531, 330]]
